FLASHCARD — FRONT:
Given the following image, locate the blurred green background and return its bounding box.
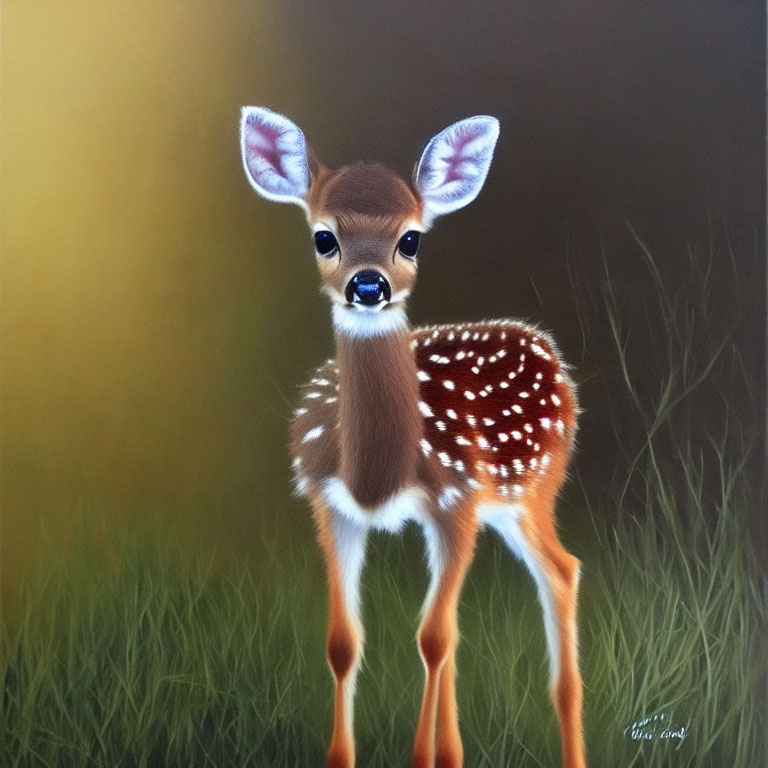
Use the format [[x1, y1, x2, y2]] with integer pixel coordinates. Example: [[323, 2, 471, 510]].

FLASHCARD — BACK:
[[1, 1, 763, 608]]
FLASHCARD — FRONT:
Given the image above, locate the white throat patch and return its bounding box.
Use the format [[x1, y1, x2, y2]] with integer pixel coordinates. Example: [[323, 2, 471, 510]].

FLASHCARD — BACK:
[[332, 303, 408, 338]]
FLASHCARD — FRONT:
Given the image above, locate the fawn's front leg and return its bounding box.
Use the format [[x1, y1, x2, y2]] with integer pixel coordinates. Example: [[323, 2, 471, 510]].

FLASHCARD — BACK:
[[312, 498, 368, 768], [413, 510, 478, 768]]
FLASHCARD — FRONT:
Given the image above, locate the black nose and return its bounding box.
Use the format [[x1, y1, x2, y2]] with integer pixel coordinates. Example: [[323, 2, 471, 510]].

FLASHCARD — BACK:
[[345, 270, 392, 306]]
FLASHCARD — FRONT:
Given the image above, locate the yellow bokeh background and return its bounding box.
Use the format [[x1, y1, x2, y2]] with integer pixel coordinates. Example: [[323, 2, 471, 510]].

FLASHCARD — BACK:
[[2, 2, 323, 600]]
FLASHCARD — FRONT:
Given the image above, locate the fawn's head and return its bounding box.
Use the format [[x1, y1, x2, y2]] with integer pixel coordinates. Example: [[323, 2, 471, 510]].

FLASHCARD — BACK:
[[240, 107, 499, 335]]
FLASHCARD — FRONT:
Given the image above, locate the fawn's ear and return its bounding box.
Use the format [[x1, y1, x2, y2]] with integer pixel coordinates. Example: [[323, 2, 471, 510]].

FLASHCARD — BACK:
[[414, 116, 499, 227], [240, 107, 311, 208]]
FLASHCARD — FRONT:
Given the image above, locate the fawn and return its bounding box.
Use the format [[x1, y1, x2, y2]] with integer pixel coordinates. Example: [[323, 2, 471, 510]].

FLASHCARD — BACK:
[[240, 106, 586, 768]]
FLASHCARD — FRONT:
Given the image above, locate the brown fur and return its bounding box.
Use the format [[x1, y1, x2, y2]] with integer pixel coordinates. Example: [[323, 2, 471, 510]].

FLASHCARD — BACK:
[[337, 328, 422, 508], [311, 163, 422, 219], [284, 153, 586, 768]]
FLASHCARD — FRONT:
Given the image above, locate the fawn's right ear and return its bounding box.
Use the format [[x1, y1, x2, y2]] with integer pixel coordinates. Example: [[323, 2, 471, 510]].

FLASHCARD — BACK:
[[240, 107, 311, 208]]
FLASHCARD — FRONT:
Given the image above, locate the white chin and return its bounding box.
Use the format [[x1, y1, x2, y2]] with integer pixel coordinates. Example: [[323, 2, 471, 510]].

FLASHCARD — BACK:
[[332, 303, 408, 337], [349, 300, 388, 312]]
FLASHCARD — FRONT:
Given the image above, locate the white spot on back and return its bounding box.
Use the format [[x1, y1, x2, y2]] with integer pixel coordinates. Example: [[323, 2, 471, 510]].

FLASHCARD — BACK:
[[302, 425, 324, 443], [438, 486, 463, 511], [419, 401, 434, 418]]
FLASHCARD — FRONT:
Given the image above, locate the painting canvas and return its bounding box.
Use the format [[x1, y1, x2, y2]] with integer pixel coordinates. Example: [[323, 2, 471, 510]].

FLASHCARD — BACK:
[[1, 1, 765, 766]]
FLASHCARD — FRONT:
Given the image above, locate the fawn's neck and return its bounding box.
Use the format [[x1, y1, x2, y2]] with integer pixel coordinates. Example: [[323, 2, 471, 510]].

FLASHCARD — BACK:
[[336, 323, 422, 509]]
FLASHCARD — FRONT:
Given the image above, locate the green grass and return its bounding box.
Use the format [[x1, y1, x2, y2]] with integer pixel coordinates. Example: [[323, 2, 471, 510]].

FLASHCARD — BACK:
[[2, 227, 766, 766], [1, 457, 764, 767]]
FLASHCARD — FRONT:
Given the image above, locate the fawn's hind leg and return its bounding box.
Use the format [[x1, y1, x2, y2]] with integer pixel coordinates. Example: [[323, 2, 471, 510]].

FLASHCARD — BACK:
[[482, 492, 586, 768]]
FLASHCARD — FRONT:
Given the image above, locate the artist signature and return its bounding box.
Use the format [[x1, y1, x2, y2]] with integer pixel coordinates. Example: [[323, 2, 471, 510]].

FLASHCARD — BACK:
[[623, 712, 689, 749]]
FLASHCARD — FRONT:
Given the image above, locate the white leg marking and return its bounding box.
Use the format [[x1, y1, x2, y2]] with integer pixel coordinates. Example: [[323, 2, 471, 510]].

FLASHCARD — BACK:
[[329, 511, 368, 717], [418, 516, 445, 621], [479, 504, 560, 685], [330, 512, 368, 630]]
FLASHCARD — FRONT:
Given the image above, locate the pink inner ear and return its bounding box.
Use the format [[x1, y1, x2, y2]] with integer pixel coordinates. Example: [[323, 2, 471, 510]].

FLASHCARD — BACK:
[[245, 119, 287, 180], [440, 126, 480, 184]]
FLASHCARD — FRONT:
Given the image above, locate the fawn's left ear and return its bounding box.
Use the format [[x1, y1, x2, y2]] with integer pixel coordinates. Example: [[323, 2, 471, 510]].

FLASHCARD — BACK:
[[240, 106, 311, 208], [414, 116, 499, 228]]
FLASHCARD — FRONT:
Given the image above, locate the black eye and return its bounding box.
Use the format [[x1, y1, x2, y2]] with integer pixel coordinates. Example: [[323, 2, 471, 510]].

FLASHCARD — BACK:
[[314, 230, 339, 257], [397, 230, 421, 259]]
